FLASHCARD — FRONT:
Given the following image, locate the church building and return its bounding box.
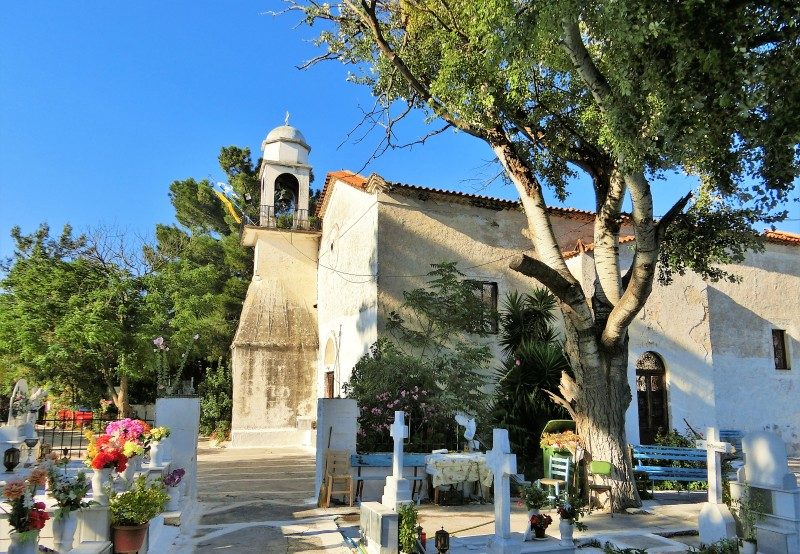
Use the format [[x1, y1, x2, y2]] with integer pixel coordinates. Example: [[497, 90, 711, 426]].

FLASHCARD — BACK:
[[230, 124, 800, 456]]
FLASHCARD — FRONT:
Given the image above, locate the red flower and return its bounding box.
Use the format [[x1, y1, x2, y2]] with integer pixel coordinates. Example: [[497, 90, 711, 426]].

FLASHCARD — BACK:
[[27, 502, 49, 530]]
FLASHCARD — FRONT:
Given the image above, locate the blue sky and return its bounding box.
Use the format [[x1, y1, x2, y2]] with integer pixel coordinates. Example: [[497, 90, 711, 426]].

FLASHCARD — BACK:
[[1, 2, 797, 260]]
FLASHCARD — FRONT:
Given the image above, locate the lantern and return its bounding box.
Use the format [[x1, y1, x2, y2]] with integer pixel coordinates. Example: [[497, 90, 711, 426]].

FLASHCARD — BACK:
[[434, 527, 449, 553], [4, 446, 21, 472]]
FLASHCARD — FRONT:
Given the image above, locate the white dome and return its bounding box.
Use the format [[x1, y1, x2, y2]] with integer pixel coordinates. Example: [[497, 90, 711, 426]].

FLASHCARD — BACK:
[[264, 125, 310, 151]]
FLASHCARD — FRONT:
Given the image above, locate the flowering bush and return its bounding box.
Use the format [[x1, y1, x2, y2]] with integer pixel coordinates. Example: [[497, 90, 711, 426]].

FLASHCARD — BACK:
[[163, 468, 185, 488], [85, 431, 127, 472], [2, 472, 50, 535], [555, 493, 587, 531]]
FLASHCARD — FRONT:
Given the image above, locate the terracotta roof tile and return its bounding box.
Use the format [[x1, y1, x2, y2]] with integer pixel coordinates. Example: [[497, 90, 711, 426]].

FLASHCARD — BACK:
[[764, 229, 800, 245], [317, 170, 615, 221], [316, 170, 369, 217]]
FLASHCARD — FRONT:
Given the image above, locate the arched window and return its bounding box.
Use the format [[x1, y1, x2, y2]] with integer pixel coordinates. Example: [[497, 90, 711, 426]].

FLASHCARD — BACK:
[[323, 337, 337, 399], [635, 351, 668, 444], [274, 173, 299, 217]]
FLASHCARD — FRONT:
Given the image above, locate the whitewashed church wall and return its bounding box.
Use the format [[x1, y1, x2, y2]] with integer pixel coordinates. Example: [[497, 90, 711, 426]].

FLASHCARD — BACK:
[[375, 191, 546, 367], [706, 244, 800, 455], [317, 181, 379, 396]]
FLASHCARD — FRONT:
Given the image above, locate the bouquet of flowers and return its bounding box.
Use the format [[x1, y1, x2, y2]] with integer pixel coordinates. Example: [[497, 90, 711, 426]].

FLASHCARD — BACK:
[[105, 419, 151, 443], [163, 468, 185, 488], [84, 431, 127, 472], [146, 426, 171, 444], [47, 467, 93, 518], [555, 493, 587, 531], [2, 470, 50, 537]]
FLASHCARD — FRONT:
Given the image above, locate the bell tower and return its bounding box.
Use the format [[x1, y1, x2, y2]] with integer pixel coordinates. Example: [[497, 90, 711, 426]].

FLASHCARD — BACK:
[[259, 116, 312, 228], [230, 121, 320, 448]]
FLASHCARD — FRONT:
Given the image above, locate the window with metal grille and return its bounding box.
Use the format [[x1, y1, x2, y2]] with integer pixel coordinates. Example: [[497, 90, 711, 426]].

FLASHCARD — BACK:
[[469, 281, 498, 334], [773, 329, 789, 370]]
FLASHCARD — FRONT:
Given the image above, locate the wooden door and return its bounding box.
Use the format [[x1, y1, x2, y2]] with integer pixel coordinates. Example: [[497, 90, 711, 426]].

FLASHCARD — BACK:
[[636, 352, 668, 444]]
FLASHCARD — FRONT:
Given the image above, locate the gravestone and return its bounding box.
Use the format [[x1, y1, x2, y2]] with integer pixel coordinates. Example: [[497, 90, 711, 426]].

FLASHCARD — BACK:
[[486, 428, 519, 554], [730, 430, 800, 554], [696, 427, 737, 543], [360, 502, 399, 554], [381, 411, 413, 508]]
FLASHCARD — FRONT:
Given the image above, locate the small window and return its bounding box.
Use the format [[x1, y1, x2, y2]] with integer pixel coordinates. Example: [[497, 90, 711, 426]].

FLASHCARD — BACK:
[[324, 371, 335, 398], [773, 329, 789, 370], [468, 281, 499, 334]]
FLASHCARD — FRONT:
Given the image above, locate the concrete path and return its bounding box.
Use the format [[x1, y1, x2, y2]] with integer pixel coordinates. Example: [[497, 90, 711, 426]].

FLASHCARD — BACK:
[[190, 444, 355, 553]]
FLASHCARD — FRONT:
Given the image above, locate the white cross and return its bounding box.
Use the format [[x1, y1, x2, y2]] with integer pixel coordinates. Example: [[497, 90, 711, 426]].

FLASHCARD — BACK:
[[390, 411, 409, 478], [697, 427, 734, 504], [486, 428, 517, 540], [284, 111, 290, 126]]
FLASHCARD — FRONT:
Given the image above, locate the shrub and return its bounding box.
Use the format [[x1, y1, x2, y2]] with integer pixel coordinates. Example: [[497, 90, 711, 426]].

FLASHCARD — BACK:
[[108, 475, 169, 526], [397, 503, 418, 552], [198, 359, 232, 436]]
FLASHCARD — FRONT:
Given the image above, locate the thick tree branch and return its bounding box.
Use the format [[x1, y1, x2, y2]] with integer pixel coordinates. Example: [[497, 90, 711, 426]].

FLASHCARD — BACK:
[[592, 168, 626, 310], [561, 19, 615, 111]]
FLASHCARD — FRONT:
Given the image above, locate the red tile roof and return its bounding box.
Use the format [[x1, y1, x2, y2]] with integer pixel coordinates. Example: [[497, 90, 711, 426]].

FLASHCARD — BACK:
[[317, 170, 607, 221], [764, 229, 800, 245]]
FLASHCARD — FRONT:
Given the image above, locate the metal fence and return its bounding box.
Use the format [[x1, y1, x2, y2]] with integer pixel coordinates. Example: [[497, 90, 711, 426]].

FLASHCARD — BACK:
[[36, 414, 154, 461]]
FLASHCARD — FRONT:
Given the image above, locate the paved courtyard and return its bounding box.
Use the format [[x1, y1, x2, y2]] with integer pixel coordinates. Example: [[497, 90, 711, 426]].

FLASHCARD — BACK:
[[192, 443, 354, 553]]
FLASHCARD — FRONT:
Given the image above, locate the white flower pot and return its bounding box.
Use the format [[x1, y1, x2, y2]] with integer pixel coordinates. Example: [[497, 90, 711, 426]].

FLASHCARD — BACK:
[[91, 468, 112, 506], [121, 456, 141, 481], [524, 509, 540, 541], [559, 519, 574, 546], [53, 510, 79, 553], [9, 531, 39, 554]]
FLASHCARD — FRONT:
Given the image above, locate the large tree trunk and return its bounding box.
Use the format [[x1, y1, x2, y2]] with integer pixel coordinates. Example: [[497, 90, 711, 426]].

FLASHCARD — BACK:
[[103, 371, 132, 418]]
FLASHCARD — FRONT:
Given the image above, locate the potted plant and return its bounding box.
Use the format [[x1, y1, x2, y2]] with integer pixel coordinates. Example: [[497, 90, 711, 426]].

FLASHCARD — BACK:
[[163, 467, 186, 511], [397, 503, 418, 554], [529, 513, 553, 540], [734, 484, 765, 554], [2, 472, 50, 554], [518, 483, 550, 513], [47, 464, 93, 553], [108, 474, 169, 554], [554, 493, 587, 546]]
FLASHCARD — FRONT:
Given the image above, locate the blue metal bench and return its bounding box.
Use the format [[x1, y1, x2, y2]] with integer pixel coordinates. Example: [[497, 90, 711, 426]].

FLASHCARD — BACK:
[[630, 445, 707, 493], [719, 430, 744, 459], [351, 453, 428, 502]]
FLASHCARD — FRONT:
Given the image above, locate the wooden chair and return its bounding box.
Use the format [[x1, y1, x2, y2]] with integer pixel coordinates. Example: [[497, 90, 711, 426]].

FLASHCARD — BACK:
[[324, 450, 353, 508], [587, 460, 613, 516], [538, 454, 571, 500]]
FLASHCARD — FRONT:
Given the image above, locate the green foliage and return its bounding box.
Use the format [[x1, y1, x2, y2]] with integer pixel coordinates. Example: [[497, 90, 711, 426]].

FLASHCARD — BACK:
[[652, 428, 707, 492], [491, 290, 569, 478], [108, 474, 169, 526], [688, 539, 740, 554], [518, 483, 550, 510], [397, 503, 419, 552], [345, 263, 492, 451], [198, 359, 233, 437], [734, 483, 767, 542], [0, 224, 151, 407]]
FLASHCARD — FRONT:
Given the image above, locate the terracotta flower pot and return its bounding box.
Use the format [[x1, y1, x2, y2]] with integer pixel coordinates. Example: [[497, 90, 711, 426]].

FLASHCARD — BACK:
[[112, 523, 149, 553]]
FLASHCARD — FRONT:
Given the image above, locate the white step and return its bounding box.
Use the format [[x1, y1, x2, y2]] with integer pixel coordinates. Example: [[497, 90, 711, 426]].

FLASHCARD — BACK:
[[68, 540, 112, 554]]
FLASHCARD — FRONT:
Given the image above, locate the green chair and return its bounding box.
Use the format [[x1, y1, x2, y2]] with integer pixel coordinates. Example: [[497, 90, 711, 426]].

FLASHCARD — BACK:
[[538, 454, 571, 500], [587, 460, 613, 516]]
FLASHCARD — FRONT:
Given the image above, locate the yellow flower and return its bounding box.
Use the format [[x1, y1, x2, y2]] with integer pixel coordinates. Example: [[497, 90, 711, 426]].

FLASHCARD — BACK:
[[123, 441, 143, 458]]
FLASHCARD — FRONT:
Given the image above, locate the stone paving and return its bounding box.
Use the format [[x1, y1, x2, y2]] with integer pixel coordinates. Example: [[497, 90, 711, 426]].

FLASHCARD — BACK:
[[191, 443, 354, 553]]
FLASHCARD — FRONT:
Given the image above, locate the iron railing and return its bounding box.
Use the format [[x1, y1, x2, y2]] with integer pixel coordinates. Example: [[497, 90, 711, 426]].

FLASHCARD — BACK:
[[258, 205, 321, 230], [36, 414, 154, 461]]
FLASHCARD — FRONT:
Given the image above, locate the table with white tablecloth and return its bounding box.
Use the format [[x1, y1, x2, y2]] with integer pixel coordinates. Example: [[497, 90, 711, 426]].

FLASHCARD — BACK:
[[425, 452, 493, 503]]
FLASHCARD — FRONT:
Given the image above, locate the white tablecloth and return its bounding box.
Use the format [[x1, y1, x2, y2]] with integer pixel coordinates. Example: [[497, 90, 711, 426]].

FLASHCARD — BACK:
[[425, 452, 493, 489]]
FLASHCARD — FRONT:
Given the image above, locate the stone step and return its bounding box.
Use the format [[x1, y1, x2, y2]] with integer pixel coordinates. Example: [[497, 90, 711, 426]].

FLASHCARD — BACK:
[[68, 540, 112, 554]]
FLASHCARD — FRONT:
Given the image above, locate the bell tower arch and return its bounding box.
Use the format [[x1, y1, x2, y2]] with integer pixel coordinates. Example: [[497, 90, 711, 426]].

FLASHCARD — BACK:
[[259, 122, 312, 228]]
